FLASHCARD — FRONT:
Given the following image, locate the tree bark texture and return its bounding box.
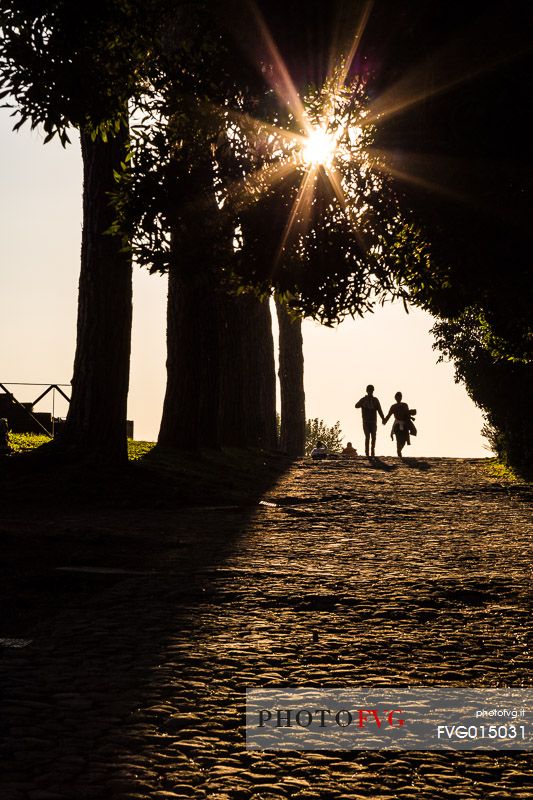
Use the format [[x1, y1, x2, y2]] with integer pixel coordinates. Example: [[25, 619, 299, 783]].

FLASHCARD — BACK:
[[218, 294, 277, 449], [64, 124, 132, 462], [161, 279, 277, 451], [158, 267, 222, 449], [276, 299, 306, 456], [158, 142, 277, 451], [158, 152, 224, 450]]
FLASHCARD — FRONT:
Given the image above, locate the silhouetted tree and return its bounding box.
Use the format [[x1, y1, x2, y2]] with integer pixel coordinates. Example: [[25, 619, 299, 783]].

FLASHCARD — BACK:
[[129, 4, 282, 451], [276, 299, 305, 456], [362, 2, 532, 471], [156, 146, 226, 449], [433, 313, 533, 476], [126, 1, 422, 452], [360, 1, 532, 362], [0, 1, 174, 461], [218, 293, 277, 449]]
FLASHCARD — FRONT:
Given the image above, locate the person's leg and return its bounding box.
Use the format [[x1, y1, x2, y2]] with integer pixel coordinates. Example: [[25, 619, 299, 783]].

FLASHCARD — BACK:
[[397, 431, 406, 459], [370, 427, 376, 457], [363, 422, 370, 456]]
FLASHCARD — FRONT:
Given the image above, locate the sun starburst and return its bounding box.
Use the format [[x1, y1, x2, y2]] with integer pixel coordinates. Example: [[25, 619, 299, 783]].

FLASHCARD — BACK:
[[214, 0, 512, 272], [300, 128, 338, 168]]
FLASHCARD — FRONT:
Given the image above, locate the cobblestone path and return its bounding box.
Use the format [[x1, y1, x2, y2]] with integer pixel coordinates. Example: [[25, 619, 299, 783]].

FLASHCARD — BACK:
[[1, 458, 532, 799]]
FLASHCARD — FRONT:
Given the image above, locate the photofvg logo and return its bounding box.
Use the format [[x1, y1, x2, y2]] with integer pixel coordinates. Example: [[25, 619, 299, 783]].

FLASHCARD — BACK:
[[246, 688, 532, 751], [258, 707, 405, 730]]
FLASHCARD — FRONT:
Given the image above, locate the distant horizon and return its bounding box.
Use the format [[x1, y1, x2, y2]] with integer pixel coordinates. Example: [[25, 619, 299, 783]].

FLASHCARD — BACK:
[[0, 110, 489, 458]]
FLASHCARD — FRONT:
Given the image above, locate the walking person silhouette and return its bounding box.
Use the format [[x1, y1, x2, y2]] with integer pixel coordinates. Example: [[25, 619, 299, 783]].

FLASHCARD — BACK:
[[383, 391, 417, 459], [355, 385, 385, 458]]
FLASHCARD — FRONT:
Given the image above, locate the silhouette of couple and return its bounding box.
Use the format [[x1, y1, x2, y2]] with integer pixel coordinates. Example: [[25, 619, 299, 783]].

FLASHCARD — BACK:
[[355, 385, 417, 459]]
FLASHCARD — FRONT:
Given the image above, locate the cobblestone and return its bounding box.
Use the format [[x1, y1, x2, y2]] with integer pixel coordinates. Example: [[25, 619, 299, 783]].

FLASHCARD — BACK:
[[0, 458, 531, 798]]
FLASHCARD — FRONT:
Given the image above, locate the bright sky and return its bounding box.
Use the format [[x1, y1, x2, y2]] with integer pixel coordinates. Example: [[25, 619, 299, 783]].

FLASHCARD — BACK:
[[0, 110, 488, 456]]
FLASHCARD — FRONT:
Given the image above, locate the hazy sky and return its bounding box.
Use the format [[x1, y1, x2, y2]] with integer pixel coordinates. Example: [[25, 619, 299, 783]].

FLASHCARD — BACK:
[[0, 110, 488, 456]]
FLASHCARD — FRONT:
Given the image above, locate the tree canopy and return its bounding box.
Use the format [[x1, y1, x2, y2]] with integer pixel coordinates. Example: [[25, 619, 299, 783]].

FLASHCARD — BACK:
[[358, 2, 532, 361], [0, 1, 171, 140], [2, 1, 530, 467], [117, 0, 431, 323], [0, 0, 181, 461]]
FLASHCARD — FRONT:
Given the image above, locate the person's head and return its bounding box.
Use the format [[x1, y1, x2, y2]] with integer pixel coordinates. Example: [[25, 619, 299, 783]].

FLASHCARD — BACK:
[[395, 391, 402, 402], [347, 442, 353, 448], [366, 384, 374, 395], [316, 440, 324, 448]]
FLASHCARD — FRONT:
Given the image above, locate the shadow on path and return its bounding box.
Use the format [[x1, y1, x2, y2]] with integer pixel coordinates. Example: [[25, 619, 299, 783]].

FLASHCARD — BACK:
[[1, 457, 531, 799], [368, 456, 397, 472], [403, 457, 431, 471]]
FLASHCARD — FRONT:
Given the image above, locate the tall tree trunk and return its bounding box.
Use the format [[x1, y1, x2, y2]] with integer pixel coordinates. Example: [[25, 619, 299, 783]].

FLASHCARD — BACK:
[[276, 299, 306, 456], [158, 149, 224, 451], [248, 296, 277, 449], [159, 267, 201, 449], [218, 293, 249, 448], [158, 265, 221, 450], [218, 294, 277, 449], [63, 123, 132, 462], [158, 138, 278, 452], [197, 282, 222, 448]]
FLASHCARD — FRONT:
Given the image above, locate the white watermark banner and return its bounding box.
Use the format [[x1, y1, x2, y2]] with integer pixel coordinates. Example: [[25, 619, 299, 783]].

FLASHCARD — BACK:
[[246, 688, 532, 750]]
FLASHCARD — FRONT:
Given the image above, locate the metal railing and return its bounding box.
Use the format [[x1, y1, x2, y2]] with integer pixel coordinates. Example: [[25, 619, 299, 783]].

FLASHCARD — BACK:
[[0, 382, 71, 437]]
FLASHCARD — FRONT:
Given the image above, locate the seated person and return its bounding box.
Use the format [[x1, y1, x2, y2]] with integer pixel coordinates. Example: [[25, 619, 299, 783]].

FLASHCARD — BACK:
[[310, 440, 328, 459], [342, 441, 358, 457]]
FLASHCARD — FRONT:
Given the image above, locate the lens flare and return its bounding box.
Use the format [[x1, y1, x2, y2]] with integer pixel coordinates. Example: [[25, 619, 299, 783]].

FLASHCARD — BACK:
[[301, 128, 337, 167]]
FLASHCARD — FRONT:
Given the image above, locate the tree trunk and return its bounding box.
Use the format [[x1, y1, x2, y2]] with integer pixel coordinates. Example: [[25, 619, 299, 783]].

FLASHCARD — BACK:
[[159, 267, 201, 449], [158, 266, 221, 450], [248, 296, 277, 449], [218, 293, 249, 447], [158, 139, 277, 451], [158, 150, 224, 451], [63, 124, 132, 462], [276, 299, 306, 456], [218, 294, 277, 449]]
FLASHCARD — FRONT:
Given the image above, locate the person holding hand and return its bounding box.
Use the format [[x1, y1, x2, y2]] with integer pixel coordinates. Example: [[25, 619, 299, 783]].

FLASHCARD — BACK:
[[355, 384, 385, 458]]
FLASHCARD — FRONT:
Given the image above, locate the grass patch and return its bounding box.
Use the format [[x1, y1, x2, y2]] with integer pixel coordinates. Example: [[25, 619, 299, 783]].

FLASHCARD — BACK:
[[9, 433, 52, 454], [9, 434, 157, 461], [485, 459, 519, 483], [128, 439, 156, 461]]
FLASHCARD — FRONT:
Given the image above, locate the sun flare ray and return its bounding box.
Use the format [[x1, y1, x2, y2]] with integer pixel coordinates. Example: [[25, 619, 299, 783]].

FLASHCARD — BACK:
[[276, 166, 317, 262], [224, 159, 296, 210], [362, 25, 530, 128], [337, 0, 374, 89], [223, 106, 307, 150], [209, 9, 397, 271], [249, 1, 313, 136], [367, 147, 473, 205]]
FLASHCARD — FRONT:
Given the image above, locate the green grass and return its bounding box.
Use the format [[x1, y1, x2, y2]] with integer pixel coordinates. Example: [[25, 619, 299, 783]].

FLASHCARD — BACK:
[[485, 458, 519, 483], [128, 439, 156, 461], [9, 433, 52, 453], [9, 433, 156, 461]]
